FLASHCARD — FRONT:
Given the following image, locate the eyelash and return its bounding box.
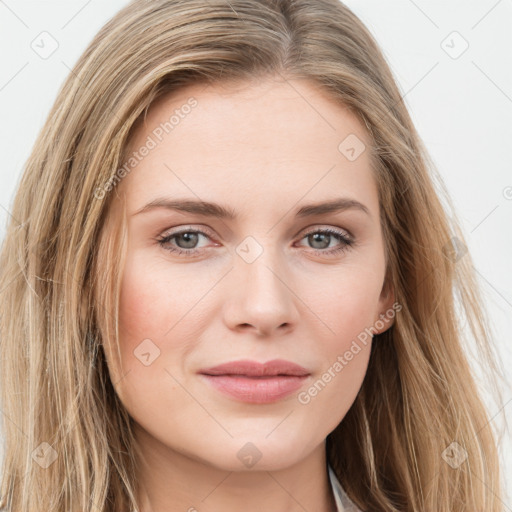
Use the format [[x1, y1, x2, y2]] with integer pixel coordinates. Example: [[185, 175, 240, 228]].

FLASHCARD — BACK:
[[156, 226, 354, 258]]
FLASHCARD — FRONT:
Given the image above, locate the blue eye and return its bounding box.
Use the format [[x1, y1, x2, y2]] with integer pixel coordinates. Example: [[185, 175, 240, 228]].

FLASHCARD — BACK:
[[157, 229, 212, 257], [157, 227, 354, 257], [298, 228, 354, 256]]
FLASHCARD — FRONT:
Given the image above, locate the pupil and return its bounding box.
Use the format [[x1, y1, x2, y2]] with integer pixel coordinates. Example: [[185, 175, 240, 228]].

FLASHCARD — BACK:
[[310, 233, 329, 249], [178, 232, 198, 248]]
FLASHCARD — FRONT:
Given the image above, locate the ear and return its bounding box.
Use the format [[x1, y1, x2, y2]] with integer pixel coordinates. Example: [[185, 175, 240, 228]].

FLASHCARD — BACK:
[[373, 274, 397, 335]]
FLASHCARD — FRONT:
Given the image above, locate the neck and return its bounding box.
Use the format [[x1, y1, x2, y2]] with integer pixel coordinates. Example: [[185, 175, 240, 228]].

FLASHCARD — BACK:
[[133, 425, 337, 512]]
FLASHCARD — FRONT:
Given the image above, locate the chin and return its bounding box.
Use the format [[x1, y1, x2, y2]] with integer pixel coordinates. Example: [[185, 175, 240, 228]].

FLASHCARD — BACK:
[[194, 434, 316, 473]]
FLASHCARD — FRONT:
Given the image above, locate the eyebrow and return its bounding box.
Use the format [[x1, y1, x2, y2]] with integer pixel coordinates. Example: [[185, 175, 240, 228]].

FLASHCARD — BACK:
[[133, 197, 371, 219]]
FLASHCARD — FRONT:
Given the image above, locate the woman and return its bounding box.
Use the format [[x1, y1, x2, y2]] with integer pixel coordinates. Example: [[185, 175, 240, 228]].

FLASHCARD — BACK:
[[0, 0, 504, 510]]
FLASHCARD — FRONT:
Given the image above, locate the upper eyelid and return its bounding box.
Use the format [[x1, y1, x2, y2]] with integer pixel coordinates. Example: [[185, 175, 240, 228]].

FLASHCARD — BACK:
[[159, 226, 215, 240]]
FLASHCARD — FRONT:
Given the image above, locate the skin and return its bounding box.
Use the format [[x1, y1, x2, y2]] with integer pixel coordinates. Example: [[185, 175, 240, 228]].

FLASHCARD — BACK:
[[101, 76, 395, 512]]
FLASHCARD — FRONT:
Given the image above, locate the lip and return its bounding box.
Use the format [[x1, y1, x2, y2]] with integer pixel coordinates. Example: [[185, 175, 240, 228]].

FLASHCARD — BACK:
[[198, 359, 311, 404]]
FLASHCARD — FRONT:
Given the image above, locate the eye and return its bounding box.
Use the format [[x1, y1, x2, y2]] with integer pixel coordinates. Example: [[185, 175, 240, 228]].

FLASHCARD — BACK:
[[157, 226, 355, 258], [157, 228, 214, 257], [295, 227, 354, 256]]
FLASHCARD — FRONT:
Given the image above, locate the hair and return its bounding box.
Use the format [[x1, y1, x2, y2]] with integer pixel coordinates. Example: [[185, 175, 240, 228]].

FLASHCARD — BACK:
[[0, 0, 505, 510]]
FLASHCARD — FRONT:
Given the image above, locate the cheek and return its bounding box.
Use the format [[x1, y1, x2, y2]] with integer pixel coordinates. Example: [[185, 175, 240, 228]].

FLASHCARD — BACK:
[[110, 274, 185, 415], [106, 253, 177, 392], [118, 278, 163, 343], [298, 341, 371, 434], [295, 268, 381, 413], [308, 267, 383, 344], [118, 250, 205, 343], [298, 287, 374, 423], [112, 250, 214, 389]]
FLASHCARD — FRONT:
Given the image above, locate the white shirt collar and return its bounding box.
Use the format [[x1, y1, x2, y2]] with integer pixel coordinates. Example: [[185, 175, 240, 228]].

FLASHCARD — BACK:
[[327, 463, 361, 512]]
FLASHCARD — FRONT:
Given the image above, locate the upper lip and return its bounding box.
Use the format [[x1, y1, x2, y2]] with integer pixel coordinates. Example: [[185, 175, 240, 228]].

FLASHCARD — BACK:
[[199, 359, 310, 377]]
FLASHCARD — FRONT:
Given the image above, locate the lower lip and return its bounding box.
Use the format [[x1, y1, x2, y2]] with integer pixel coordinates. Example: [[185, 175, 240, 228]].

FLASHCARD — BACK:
[[199, 374, 309, 404]]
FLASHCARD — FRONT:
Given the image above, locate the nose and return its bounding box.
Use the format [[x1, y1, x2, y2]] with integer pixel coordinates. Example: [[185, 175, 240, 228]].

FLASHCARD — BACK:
[[222, 248, 300, 337]]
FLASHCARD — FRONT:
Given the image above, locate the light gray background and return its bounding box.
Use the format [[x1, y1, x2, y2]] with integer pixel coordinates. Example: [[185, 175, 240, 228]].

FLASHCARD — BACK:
[[0, 0, 510, 506]]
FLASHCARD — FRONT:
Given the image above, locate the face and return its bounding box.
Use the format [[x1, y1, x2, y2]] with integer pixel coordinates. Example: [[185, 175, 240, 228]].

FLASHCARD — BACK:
[[102, 76, 395, 472]]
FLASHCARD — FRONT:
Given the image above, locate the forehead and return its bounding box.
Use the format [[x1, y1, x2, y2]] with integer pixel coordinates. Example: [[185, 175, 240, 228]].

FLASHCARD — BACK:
[[118, 77, 378, 217]]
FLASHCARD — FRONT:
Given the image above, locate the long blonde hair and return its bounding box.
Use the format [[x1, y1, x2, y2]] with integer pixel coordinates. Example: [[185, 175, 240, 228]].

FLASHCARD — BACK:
[[0, 0, 504, 510]]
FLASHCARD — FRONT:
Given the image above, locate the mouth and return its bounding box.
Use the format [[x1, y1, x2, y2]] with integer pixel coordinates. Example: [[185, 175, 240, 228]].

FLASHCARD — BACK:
[[198, 359, 311, 404]]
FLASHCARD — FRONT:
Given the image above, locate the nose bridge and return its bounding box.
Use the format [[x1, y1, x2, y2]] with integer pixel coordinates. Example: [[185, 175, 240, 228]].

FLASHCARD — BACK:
[[241, 247, 286, 300], [224, 237, 299, 335]]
